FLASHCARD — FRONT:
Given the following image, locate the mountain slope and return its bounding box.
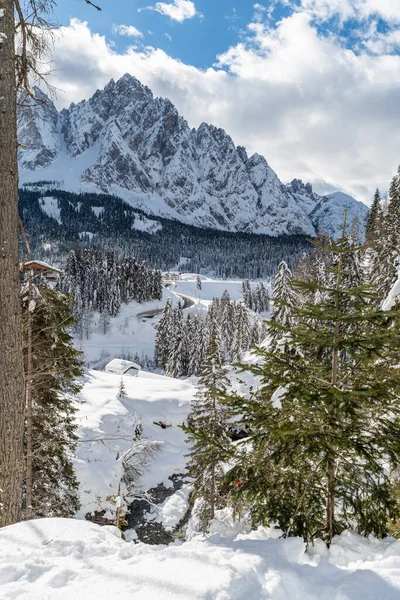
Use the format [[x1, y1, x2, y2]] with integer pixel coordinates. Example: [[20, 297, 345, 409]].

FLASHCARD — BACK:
[[18, 75, 368, 237]]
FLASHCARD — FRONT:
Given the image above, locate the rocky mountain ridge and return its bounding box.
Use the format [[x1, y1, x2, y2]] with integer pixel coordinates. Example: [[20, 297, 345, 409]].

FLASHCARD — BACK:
[[18, 74, 369, 238]]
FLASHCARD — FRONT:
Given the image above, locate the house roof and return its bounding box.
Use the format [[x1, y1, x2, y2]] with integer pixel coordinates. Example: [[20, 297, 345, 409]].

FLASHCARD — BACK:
[[105, 359, 142, 374], [23, 260, 62, 273]]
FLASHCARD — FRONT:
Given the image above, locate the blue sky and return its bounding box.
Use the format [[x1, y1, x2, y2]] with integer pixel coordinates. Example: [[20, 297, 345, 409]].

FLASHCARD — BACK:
[[55, 0, 400, 66], [56, 1, 277, 68], [48, 1, 400, 203]]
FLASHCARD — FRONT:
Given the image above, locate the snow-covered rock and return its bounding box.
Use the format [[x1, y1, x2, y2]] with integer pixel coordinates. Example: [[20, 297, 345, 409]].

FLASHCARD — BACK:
[[18, 87, 61, 170], [285, 178, 319, 215], [18, 75, 366, 238], [310, 191, 369, 239]]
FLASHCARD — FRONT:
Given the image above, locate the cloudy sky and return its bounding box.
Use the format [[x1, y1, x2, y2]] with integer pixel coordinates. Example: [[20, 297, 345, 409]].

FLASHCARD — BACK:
[[46, 0, 400, 203]]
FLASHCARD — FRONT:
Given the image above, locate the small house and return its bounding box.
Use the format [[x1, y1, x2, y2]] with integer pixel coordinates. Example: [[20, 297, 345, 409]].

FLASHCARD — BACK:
[[104, 359, 142, 376], [22, 260, 62, 284]]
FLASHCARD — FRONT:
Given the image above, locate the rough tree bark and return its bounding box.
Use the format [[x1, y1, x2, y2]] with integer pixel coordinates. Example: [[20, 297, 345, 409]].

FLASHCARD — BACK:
[[0, 0, 26, 527]]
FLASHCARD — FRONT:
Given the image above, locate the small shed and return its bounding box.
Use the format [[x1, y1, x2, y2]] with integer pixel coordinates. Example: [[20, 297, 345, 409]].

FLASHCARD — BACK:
[[104, 359, 141, 376]]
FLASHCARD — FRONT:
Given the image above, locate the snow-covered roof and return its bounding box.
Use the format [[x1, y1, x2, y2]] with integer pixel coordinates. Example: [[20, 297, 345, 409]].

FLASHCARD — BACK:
[[104, 359, 142, 374], [23, 260, 62, 272]]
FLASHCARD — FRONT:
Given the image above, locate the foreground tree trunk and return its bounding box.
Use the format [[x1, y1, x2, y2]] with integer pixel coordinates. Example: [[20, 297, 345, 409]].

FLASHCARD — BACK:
[[0, 0, 25, 527]]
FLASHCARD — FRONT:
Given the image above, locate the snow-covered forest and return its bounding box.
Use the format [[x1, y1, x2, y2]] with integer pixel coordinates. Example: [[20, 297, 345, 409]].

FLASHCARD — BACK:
[[3, 0, 400, 597]]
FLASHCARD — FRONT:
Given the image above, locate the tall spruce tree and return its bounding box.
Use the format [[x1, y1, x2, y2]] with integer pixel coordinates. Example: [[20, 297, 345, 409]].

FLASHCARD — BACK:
[[183, 331, 231, 531], [22, 285, 83, 518], [155, 298, 173, 370], [270, 261, 297, 347], [222, 223, 400, 545], [366, 189, 382, 244]]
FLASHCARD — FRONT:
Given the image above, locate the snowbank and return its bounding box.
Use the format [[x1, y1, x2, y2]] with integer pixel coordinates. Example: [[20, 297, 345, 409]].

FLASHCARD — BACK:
[[2, 518, 400, 599]]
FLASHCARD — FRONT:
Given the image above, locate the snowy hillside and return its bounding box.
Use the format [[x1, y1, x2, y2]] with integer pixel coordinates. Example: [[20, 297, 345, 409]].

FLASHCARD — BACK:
[[18, 75, 366, 238], [3, 517, 400, 599], [75, 369, 195, 520]]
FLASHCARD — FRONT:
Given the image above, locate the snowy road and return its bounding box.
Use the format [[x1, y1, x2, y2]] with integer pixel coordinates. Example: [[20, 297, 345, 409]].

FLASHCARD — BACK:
[[136, 292, 196, 320]]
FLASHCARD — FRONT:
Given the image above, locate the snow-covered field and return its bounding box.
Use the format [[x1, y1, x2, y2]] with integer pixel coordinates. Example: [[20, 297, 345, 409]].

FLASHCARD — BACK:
[[75, 369, 195, 518], [3, 517, 400, 599]]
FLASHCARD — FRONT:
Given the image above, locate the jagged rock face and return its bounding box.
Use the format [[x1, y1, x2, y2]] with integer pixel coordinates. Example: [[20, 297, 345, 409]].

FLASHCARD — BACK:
[[18, 74, 367, 237], [286, 178, 319, 216], [18, 88, 61, 170]]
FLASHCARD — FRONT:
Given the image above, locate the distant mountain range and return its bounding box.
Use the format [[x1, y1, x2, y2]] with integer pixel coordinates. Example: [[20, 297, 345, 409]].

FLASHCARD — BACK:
[[18, 74, 369, 238]]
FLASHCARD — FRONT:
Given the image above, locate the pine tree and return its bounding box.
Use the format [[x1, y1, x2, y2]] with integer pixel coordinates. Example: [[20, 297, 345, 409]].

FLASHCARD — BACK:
[[155, 298, 173, 370], [232, 302, 251, 362], [366, 189, 382, 244], [270, 261, 297, 347], [222, 223, 400, 545], [220, 290, 234, 363], [22, 285, 84, 518], [166, 304, 185, 378], [183, 331, 231, 530]]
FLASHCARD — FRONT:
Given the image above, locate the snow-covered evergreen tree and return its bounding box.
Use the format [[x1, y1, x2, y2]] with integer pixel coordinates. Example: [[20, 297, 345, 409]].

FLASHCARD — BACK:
[[270, 261, 297, 347], [223, 230, 400, 545], [22, 285, 83, 518], [155, 298, 173, 370], [166, 304, 185, 378], [183, 331, 231, 530]]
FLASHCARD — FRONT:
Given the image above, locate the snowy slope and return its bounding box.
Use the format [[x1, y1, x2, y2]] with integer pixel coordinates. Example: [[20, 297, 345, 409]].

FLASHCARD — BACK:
[[75, 369, 195, 517], [3, 518, 400, 599], [310, 192, 369, 239], [19, 75, 366, 238]]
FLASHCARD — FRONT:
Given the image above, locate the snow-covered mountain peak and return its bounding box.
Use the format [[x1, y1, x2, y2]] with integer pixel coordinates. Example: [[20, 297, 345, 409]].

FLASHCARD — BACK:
[[18, 74, 368, 237], [310, 191, 369, 239]]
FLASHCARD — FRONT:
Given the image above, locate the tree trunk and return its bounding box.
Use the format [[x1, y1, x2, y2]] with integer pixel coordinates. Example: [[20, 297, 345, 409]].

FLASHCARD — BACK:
[[0, 0, 25, 527], [25, 270, 33, 519]]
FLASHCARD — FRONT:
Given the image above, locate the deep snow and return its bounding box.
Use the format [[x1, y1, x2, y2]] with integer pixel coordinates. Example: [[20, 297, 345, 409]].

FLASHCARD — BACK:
[[2, 518, 400, 599], [74, 369, 196, 518]]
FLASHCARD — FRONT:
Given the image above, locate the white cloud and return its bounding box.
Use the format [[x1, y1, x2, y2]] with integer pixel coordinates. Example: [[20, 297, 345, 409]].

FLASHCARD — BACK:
[[164, 33, 173, 41], [140, 0, 197, 23], [299, 0, 400, 24], [112, 24, 143, 38], [46, 17, 400, 204]]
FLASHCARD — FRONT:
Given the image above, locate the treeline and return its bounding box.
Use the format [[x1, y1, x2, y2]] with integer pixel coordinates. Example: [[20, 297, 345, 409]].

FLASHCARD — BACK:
[[18, 189, 311, 279], [155, 293, 268, 377], [61, 248, 162, 317]]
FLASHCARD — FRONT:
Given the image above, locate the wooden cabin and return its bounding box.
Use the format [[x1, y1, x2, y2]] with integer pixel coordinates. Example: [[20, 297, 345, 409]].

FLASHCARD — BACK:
[[22, 260, 62, 283]]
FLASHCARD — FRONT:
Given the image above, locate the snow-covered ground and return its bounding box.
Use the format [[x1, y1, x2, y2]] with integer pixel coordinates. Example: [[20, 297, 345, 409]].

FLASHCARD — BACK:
[[3, 517, 400, 599], [75, 369, 195, 518], [173, 274, 261, 309], [78, 287, 178, 365]]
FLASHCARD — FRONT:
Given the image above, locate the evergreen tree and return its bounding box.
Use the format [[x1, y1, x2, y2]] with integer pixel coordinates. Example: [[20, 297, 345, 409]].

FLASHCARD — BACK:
[[166, 304, 185, 378], [183, 331, 231, 530], [155, 298, 173, 370], [366, 190, 382, 244], [22, 285, 84, 518], [223, 231, 400, 545], [270, 261, 297, 347], [232, 302, 251, 362]]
